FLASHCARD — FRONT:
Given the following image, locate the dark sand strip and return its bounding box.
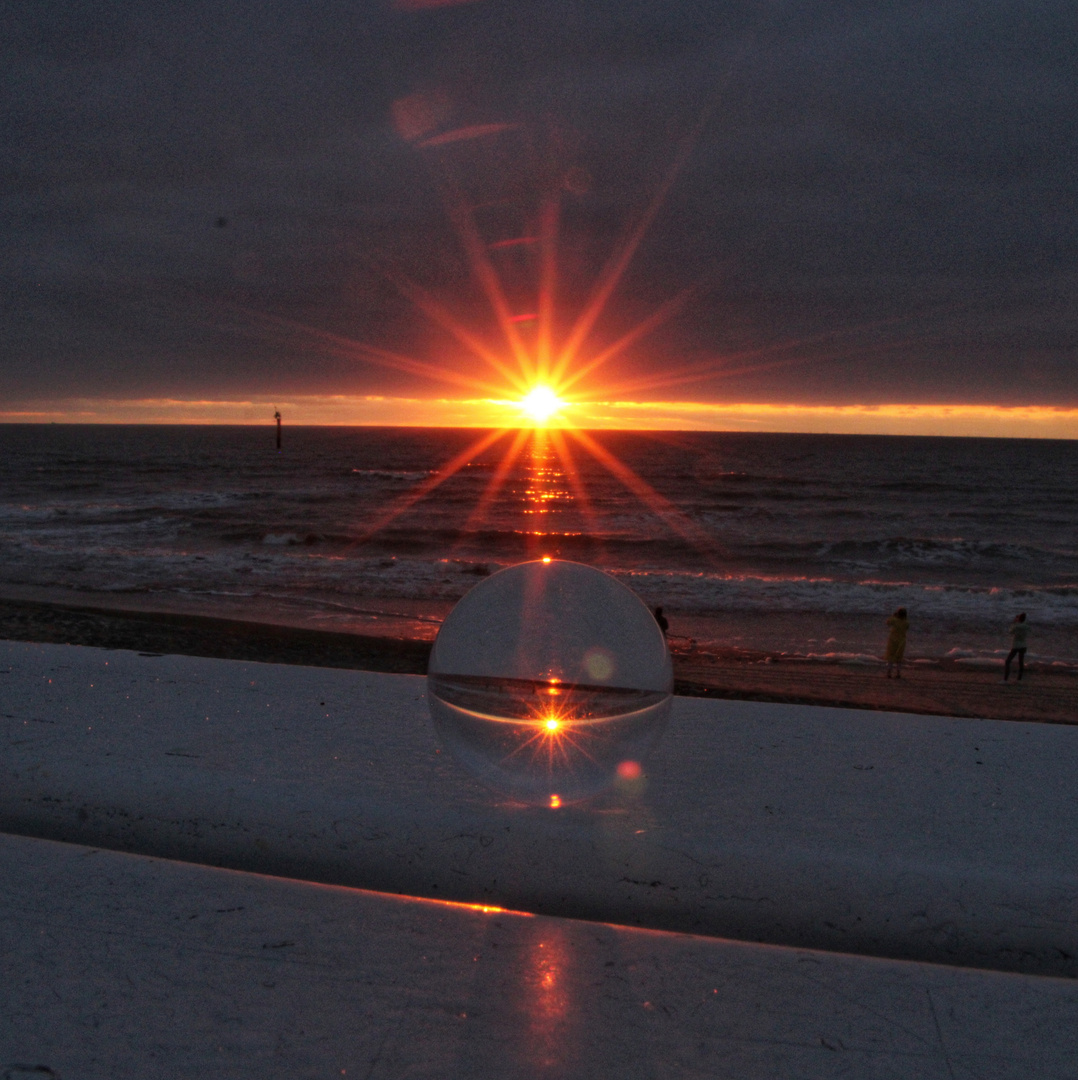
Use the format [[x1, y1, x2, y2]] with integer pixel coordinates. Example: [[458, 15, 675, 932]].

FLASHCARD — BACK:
[[0, 596, 431, 674], [0, 596, 1072, 724]]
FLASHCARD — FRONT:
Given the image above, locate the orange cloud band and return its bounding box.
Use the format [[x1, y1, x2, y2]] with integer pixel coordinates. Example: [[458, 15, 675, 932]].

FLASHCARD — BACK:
[[3, 396, 1078, 439]]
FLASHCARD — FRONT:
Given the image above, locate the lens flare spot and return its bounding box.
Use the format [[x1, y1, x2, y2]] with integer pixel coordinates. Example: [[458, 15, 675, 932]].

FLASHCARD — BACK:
[[617, 760, 642, 780], [583, 648, 616, 682]]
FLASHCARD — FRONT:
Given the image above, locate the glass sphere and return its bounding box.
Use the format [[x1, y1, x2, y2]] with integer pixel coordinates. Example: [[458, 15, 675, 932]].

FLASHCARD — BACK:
[[427, 559, 673, 805]]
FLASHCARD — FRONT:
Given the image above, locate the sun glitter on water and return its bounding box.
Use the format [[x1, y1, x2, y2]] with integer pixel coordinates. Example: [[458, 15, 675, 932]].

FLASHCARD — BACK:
[[519, 385, 565, 426]]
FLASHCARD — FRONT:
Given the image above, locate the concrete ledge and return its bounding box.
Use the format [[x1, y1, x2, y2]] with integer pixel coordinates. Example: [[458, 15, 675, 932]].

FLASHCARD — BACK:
[[2, 641, 1077, 977], [4, 832, 1078, 1080]]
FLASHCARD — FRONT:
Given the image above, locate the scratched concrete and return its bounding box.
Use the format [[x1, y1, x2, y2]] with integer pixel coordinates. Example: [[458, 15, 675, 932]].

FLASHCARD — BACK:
[[2, 832, 1077, 1080], [2, 640, 1077, 975]]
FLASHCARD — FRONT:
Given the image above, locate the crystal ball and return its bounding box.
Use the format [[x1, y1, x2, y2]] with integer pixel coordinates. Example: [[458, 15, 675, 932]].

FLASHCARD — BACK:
[[427, 559, 673, 805]]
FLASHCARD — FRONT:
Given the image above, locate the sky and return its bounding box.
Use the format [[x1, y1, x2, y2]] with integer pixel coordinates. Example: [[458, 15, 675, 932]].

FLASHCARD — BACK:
[[2, 0, 1077, 435]]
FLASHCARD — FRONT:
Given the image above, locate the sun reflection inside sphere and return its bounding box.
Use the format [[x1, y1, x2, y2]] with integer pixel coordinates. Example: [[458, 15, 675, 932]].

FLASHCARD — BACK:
[[427, 560, 673, 804]]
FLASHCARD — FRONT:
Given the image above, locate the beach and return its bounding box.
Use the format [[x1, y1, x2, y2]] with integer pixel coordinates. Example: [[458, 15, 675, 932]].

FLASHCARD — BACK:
[[2, 426, 1075, 728], [3, 426, 1076, 668], [2, 594, 1072, 725]]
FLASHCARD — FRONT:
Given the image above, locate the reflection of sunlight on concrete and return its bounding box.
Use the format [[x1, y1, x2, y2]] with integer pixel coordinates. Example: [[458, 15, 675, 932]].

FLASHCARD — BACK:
[[526, 925, 573, 1070], [596, 766, 659, 883]]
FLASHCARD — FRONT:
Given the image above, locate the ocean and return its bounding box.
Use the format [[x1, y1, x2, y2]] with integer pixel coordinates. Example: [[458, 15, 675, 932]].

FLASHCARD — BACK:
[[2, 424, 1076, 668]]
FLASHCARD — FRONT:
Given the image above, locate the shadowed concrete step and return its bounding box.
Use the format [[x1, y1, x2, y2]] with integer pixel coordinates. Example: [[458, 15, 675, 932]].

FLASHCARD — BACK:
[[2, 641, 1076, 976]]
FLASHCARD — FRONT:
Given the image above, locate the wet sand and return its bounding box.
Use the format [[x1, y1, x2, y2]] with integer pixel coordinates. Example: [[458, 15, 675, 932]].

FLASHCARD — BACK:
[[1, 596, 1072, 725], [672, 647, 1076, 725]]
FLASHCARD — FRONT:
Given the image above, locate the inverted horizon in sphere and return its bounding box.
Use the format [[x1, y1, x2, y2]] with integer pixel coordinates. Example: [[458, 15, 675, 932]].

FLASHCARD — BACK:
[[428, 560, 673, 804]]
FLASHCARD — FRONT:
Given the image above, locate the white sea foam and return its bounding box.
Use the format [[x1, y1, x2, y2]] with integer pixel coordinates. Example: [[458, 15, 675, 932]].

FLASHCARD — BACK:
[[612, 569, 1078, 626], [802, 652, 885, 665]]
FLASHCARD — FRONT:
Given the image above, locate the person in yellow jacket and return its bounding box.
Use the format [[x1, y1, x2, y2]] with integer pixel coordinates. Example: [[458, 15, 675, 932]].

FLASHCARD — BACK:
[[884, 607, 909, 679]]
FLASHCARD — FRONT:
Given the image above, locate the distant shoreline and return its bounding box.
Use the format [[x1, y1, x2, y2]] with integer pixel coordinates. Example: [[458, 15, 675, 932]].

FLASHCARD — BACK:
[[2, 595, 1073, 726], [2, 420, 1077, 442]]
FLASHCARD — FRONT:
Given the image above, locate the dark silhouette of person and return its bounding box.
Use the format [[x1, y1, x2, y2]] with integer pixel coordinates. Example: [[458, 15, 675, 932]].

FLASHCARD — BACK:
[[1004, 613, 1029, 682], [653, 606, 669, 637], [885, 607, 909, 679]]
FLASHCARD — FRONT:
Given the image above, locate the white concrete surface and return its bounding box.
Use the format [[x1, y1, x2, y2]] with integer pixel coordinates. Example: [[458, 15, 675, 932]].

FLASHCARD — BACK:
[[3, 832, 1077, 1080], [2, 640, 1077, 976]]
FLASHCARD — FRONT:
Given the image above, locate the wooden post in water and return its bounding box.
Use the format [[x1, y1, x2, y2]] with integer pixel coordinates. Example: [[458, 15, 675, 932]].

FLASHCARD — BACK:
[[274, 409, 282, 451]]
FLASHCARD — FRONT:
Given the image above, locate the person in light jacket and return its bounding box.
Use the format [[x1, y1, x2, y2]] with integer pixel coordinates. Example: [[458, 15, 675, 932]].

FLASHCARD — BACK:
[[885, 607, 909, 679], [1004, 613, 1029, 682]]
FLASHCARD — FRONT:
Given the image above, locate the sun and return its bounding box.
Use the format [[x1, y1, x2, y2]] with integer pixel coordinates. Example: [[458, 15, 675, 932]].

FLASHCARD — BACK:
[[519, 385, 565, 426]]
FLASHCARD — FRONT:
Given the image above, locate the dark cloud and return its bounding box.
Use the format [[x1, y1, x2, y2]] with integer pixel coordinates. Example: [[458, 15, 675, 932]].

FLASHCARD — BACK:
[[1, 0, 1075, 405]]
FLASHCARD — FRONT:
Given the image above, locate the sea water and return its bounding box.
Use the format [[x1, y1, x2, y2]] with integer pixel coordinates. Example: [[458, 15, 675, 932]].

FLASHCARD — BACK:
[[1, 424, 1076, 665]]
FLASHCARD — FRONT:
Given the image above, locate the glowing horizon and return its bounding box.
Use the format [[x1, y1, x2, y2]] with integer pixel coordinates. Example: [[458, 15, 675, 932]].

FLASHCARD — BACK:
[[4, 394, 1078, 439], [17, 112, 1061, 451]]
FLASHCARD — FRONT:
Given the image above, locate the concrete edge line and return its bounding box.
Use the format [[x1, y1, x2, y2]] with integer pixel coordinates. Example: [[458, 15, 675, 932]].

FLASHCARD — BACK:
[[3, 764, 1076, 981]]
